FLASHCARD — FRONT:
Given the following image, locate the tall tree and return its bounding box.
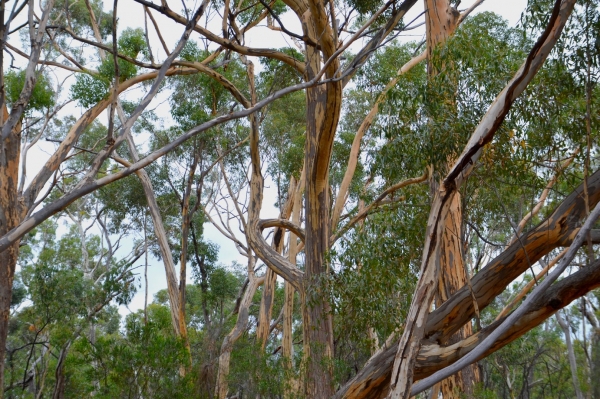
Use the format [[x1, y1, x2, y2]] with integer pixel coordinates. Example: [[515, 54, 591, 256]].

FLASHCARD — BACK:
[[3, 1, 600, 398]]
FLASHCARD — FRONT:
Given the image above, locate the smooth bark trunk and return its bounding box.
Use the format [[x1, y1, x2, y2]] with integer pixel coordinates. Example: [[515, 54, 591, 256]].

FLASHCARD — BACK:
[[215, 258, 263, 399], [556, 311, 584, 399]]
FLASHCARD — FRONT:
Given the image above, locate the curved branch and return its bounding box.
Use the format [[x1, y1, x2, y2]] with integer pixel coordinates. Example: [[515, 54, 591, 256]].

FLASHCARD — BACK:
[[248, 220, 304, 293], [1, 36, 358, 256], [258, 218, 305, 243]]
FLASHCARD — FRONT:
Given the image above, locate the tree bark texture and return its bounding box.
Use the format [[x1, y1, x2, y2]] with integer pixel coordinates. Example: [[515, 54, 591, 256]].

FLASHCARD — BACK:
[[436, 192, 480, 398], [290, 0, 342, 396], [0, 107, 23, 397]]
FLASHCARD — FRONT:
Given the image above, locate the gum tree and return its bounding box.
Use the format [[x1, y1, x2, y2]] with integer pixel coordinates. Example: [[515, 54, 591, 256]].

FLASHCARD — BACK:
[[2, 0, 600, 398]]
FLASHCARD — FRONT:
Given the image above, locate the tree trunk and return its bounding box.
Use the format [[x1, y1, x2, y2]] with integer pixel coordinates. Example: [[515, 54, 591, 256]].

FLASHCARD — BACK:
[[302, 57, 341, 399], [555, 311, 584, 399], [52, 342, 71, 399], [0, 107, 23, 397], [335, 253, 600, 398], [436, 192, 480, 398], [215, 257, 263, 399], [299, 1, 342, 396], [424, 1, 478, 396]]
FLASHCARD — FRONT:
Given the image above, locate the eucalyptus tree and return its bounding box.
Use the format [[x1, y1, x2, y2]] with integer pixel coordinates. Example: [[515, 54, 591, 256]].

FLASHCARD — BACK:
[[3, 0, 600, 398]]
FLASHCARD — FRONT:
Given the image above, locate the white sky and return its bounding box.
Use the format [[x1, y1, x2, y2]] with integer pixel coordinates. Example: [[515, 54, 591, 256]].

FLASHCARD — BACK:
[[16, 0, 529, 316]]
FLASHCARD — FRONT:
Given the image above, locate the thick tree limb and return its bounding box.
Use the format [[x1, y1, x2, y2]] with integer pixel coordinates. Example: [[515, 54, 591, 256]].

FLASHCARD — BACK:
[[495, 248, 567, 321], [335, 255, 600, 399], [427, 167, 600, 345], [413, 187, 600, 395]]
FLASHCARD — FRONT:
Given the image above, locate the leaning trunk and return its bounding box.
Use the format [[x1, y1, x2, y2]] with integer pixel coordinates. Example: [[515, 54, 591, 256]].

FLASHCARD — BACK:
[[124, 131, 186, 338]]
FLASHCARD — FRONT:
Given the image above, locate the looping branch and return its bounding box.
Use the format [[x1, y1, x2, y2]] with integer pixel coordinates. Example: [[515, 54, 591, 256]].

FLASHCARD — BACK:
[[258, 218, 305, 243], [247, 220, 304, 293]]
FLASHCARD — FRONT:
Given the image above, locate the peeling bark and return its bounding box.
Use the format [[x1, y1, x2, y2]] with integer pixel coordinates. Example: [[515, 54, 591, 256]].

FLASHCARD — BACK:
[[301, 0, 342, 394], [423, 1, 479, 395]]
